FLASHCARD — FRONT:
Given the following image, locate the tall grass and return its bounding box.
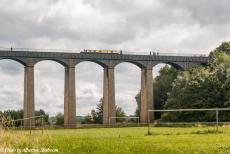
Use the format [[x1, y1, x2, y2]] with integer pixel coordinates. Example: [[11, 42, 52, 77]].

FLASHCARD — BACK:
[[0, 127, 230, 153]]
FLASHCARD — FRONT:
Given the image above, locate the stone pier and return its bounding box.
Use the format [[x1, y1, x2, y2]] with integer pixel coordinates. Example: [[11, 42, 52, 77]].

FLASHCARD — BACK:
[[64, 63, 76, 128], [103, 66, 116, 125], [140, 67, 154, 123], [23, 58, 35, 128]]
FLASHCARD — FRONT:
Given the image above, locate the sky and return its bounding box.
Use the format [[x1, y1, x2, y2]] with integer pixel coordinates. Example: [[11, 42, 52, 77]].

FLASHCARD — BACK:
[[0, 0, 230, 116]]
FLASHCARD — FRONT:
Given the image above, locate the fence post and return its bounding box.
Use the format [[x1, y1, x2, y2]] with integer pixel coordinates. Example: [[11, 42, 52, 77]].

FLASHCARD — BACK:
[[109, 117, 110, 127], [147, 110, 150, 135], [42, 115, 44, 135], [216, 109, 219, 133], [20, 120, 22, 130], [30, 117, 31, 134], [13, 121, 15, 130]]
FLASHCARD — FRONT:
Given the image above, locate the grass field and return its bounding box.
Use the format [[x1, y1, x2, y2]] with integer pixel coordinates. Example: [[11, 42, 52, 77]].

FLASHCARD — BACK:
[[1, 126, 230, 154]]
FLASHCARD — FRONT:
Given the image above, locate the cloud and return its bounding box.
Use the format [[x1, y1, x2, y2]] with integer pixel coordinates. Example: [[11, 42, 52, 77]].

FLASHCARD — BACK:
[[1, 0, 230, 51], [0, 61, 24, 111], [163, 0, 230, 25], [0, 60, 23, 75]]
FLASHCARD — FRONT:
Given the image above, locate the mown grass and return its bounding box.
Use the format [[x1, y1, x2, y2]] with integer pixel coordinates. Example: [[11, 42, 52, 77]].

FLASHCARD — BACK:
[[1, 126, 230, 154]]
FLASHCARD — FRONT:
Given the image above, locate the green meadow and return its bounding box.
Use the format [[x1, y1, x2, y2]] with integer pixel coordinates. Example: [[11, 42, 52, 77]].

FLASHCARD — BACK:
[[1, 126, 230, 154]]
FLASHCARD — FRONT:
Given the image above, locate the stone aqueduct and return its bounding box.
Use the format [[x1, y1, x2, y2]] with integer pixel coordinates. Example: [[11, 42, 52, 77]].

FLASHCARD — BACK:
[[0, 50, 209, 127]]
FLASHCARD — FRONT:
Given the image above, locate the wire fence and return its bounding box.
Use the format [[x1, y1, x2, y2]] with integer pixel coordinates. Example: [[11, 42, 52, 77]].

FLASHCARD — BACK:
[[109, 116, 140, 126], [0, 115, 44, 135], [147, 108, 230, 134]]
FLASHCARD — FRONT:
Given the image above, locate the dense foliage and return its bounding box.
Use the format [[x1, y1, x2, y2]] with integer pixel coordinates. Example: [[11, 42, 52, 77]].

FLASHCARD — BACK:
[[54, 113, 64, 125], [164, 42, 230, 122], [0, 111, 13, 127]]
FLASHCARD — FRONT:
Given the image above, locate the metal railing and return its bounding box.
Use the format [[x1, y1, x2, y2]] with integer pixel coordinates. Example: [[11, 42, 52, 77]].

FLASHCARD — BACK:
[[0, 47, 82, 53], [0, 47, 209, 57]]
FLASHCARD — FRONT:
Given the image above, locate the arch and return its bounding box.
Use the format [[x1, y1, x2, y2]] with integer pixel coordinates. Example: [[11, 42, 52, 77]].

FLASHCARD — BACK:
[[75, 61, 104, 122], [34, 60, 65, 117], [153, 62, 184, 70], [115, 62, 140, 117], [33, 59, 67, 67], [0, 58, 26, 66], [0, 59, 24, 113], [76, 59, 107, 68], [114, 61, 145, 69]]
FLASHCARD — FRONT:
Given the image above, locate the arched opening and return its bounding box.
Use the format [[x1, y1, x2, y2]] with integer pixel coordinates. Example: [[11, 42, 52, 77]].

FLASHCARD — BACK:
[[75, 61, 103, 124], [34, 60, 64, 125], [152, 63, 179, 119], [34, 59, 67, 67], [0, 59, 24, 124], [115, 62, 141, 123]]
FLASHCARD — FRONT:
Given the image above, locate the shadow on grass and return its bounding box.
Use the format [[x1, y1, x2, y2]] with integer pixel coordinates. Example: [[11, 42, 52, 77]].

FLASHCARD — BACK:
[[190, 129, 223, 134], [145, 129, 223, 136]]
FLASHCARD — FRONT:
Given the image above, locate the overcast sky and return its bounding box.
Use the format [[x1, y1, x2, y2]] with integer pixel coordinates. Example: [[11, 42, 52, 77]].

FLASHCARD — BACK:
[[0, 0, 230, 116]]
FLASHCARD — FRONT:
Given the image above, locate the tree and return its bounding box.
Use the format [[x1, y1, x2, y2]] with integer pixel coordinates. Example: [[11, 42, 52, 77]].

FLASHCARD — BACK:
[[0, 112, 13, 127], [135, 91, 141, 118], [91, 98, 103, 124], [116, 106, 126, 122], [83, 114, 93, 124], [212, 41, 230, 55], [35, 109, 49, 126], [55, 113, 64, 126], [3, 110, 23, 126], [153, 65, 178, 118], [83, 98, 126, 124], [163, 43, 230, 122]]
